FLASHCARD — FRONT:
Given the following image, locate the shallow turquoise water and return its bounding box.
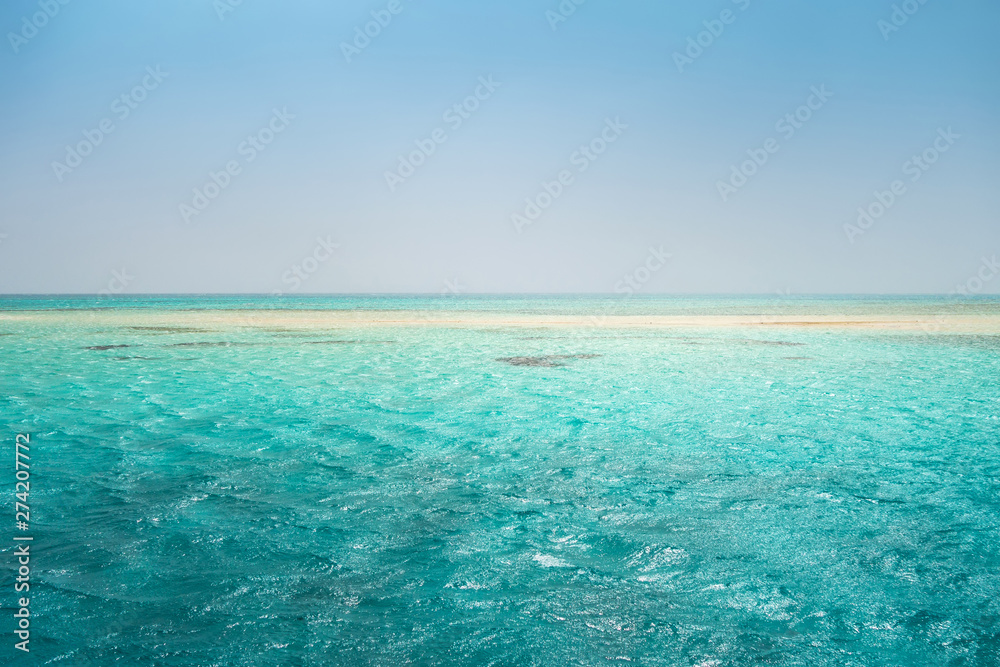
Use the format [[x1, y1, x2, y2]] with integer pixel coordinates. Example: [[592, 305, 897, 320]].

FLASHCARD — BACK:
[[1, 297, 999, 665]]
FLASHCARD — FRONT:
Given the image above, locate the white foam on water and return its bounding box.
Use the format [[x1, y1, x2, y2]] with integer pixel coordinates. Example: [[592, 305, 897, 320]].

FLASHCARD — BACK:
[[533, 553, 571, 568]]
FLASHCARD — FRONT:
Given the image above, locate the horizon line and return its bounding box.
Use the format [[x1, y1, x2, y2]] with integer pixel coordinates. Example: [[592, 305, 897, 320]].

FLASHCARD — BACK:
[[1, 293, 997, 299]]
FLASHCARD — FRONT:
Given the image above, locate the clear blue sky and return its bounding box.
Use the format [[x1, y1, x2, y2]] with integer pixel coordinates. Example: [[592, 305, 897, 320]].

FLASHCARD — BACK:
[[1, 0, 998, 294]]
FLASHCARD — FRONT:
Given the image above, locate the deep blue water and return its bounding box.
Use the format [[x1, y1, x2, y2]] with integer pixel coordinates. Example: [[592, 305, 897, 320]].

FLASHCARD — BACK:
[[1, 297, 998, 665]]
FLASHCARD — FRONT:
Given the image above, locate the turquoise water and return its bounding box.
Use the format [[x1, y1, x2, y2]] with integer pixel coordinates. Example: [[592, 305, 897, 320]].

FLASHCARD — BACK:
[[1, 297, 999, 665]]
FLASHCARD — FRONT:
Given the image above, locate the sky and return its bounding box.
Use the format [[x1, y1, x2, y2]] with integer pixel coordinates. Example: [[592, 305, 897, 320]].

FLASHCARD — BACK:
[[0, 0, 998, 295]]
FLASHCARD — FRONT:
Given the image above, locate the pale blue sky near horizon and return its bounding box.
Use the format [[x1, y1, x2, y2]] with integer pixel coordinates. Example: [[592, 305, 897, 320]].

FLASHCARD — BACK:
[[0, 0, 997, 294]]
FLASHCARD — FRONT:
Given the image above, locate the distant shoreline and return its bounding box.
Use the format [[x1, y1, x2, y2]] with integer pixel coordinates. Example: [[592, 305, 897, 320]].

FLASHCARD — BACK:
[[3, 309, 1000, 333]]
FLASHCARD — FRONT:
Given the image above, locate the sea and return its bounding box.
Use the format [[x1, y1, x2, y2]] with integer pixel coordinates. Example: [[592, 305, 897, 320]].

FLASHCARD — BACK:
[[0, 295, 998, 665]]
